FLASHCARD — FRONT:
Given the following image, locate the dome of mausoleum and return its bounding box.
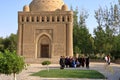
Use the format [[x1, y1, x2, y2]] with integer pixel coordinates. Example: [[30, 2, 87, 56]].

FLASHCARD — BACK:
[[29, 0, 64, 12]]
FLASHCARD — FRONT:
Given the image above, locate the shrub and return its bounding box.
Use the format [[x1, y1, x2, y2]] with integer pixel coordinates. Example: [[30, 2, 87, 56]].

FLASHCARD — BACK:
[[41, 61, 51, 65], [41, 61, 51, 72]]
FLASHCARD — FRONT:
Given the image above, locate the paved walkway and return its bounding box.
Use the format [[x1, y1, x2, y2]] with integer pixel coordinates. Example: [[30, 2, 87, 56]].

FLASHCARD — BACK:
[[0, 62, 120, 80]]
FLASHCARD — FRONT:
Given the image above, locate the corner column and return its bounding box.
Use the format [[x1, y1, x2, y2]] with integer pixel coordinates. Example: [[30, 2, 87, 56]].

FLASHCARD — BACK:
[[17, 23, 23, 56], [66, 23, 73, 57]]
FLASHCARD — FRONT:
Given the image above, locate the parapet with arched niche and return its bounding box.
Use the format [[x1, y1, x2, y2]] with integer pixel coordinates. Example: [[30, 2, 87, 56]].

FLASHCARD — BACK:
[[18, 11, 73, 23]]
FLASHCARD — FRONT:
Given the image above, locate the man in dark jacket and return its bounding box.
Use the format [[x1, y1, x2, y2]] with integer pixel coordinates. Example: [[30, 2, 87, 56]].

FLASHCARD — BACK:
[[86, 56, 89, 69], [59, 56, 65, 69]]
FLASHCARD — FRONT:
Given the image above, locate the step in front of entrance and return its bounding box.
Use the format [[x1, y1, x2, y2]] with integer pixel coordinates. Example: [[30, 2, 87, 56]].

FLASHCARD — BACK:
[[25, 58, 60, 64]]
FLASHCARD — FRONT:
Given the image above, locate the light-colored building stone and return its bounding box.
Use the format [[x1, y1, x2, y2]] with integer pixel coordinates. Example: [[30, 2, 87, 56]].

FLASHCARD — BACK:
[[18, 0, 73, 63]]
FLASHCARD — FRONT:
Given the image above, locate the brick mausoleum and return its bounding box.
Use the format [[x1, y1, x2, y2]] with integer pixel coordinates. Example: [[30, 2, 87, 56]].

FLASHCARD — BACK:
[[18, 0, 73, 63]]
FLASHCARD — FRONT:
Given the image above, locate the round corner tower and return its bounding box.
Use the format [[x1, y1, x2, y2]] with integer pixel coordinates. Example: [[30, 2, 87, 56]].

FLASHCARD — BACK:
[[18, 0, 73, 63]]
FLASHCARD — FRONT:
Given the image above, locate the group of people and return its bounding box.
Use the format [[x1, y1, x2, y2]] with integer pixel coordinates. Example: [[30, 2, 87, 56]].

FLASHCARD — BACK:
[[59, 54, 111, 70], [59, 56, 90, 69]]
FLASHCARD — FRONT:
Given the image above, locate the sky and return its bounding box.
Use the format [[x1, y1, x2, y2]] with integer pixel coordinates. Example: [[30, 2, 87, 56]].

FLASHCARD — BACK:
[[0, 0, 118, 38]]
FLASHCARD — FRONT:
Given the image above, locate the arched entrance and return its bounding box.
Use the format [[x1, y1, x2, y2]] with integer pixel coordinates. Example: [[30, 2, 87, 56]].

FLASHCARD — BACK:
[[37, 35, 51, 58]]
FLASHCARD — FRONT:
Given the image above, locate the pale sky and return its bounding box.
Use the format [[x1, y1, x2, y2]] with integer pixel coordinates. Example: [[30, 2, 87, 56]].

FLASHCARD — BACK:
[[0, 0, 118, 38]]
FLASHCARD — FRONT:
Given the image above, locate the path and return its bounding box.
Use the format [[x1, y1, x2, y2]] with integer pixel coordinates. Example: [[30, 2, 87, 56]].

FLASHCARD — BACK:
[[0, 62, 120, 80]]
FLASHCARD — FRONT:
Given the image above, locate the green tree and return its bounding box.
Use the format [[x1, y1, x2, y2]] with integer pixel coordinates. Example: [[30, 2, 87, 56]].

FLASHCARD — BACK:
[[94, 4, 117, 55], [73, 7, 80, 55], [73, 8, 93, 55], [111, 34, 120, 59], [8, 33, 17, 52], [0, 33, 17, 52], [78, 9, 94, 55], [2, 37, 11, 50], [0, 37, 4, 52], [94, 26, 106, 54], [103, 26, 114, 54], [78, 25, 93, 54], [0, 50, 25, 80]]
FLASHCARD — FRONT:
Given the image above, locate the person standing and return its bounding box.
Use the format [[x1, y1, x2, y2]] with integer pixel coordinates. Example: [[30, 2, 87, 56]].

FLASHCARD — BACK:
[[105, 55, 110, 65], [65, 56, 69, 68], [86, 56, 89, 69], [81, 56, 85, 67], [59, 56, 65, 69], [107, 55, 110, 65]]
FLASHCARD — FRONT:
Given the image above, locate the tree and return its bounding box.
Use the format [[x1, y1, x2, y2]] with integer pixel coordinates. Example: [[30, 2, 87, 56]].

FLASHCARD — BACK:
[[94, 1, 120, 59], [41, 61, 51, 72], [73, 8, 93, 55], [94, 4, 116, 55], [0, 50, 25, 80], [0, 37, 4, 52], [94, 26, 107, 54], [73, 7, 80, 54], [99, 0, 120, 59], [94, 7, 105, 54], [8, 33, 17, 52], [103, 26, 114, 54], [0, 33, 17, 52], [111, 34, 120, 59], [78, 9, 93, 55]]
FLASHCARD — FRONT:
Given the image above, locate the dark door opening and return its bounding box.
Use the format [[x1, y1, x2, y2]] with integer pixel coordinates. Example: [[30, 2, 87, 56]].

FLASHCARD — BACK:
[[41, 44, 49, 58]]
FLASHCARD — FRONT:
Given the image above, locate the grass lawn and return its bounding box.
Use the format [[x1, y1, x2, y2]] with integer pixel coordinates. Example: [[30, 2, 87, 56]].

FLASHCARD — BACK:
[[31, 69, 105, 79]]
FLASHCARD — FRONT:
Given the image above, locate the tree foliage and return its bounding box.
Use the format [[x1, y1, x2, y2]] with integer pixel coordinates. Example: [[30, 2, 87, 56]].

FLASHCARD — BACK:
[[0, 50, 25, 74], [41, 61, 51, 65], [94, 0, 120, 59], [0, 50, 25, 80], [73, 8, 94, 55], [0, 33, 17, 52]]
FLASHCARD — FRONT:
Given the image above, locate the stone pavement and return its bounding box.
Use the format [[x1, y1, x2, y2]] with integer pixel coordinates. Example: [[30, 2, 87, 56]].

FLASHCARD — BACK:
[[0, 62, 120, 80]]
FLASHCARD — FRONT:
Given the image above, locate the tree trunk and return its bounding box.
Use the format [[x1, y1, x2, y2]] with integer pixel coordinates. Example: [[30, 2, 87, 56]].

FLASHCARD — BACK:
[[13, 73, 17, 80], [47, 65, 49, 72]]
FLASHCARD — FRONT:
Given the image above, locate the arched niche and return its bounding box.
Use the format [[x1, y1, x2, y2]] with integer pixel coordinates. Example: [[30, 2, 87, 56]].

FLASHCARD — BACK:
[[37, 34, 52, 58]]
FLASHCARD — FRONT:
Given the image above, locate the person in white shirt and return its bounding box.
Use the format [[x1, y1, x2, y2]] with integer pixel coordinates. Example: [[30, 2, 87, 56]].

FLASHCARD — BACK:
[[105, 55, 110, 65]]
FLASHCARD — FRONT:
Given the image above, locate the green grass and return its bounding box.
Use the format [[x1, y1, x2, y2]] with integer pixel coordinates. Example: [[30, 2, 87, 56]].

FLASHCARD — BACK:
[[31, 69, 105, 79]]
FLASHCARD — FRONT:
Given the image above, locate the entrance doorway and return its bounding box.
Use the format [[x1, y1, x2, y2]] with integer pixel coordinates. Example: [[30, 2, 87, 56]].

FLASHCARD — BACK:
[[41, 44, 49, 58]]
